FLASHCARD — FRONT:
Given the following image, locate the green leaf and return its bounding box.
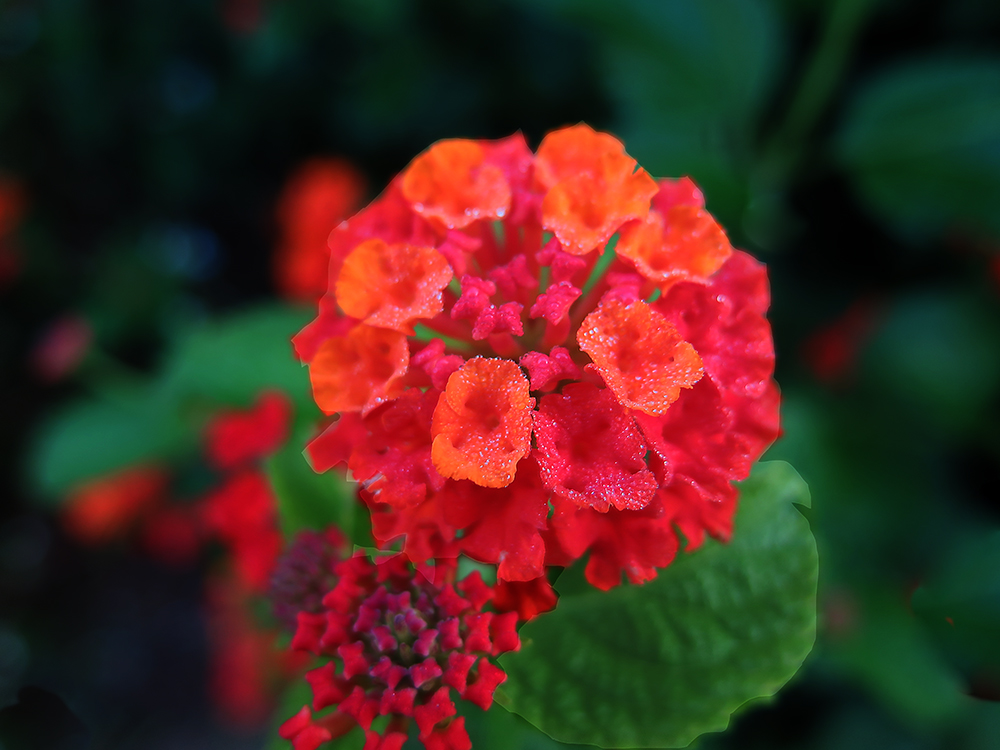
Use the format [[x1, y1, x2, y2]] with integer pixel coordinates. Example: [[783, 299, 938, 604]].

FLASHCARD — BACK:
[[26, 388, 191, 502], [497, 460, 817, 748], [265, 428, 358, 541], [161, 303, 313, 408], [912, 530, 1000, 674], [836, 56, 1000, 242], [459, 702, 593, 750], [862, 291, 1000, 433], [528, 0, 784, 228]]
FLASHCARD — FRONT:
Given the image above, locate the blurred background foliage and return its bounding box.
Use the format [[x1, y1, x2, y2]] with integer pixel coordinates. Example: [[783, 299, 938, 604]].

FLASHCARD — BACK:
[[1, 0, 1000, 748]]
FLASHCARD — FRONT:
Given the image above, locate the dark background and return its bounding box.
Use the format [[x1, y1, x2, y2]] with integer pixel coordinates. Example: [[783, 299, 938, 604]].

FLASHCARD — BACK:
[[1, 0, 1000, 748]]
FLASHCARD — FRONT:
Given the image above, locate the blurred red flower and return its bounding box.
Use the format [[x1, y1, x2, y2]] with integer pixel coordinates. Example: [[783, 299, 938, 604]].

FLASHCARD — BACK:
[[275, 158, 367, 303], [62, 465, 169, 545]]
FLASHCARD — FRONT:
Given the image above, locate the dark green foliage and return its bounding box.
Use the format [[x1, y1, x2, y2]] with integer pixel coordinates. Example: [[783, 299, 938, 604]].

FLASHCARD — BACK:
[[499, 462, 817, 748]]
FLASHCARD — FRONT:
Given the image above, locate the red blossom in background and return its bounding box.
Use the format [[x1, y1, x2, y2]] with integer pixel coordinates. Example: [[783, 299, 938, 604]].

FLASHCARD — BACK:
[[60, 390, 302, 728], [61, 465, 169, 545], [270, 528, 349, 630], [201, 390, 294, 591], [299, 123, 780, 592], [206, 568, 308, 727], [282, 554, 518, 750], [275, 158, 367, 303], [801, 299, 880, 385]]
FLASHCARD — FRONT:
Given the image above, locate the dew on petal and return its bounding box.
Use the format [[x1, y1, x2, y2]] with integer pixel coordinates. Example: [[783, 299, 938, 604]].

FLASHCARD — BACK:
[[578, 298, 704, 415], [430, 358, 533, 488]]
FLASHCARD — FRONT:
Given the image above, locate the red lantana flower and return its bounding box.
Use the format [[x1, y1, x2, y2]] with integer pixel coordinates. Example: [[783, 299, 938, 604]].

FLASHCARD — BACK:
[[301, 124, 780, 591], [282, 554, 518, 750], [202, 390, 294, 591], [275, 158, 367, 303], [61, 465, 169, 545]]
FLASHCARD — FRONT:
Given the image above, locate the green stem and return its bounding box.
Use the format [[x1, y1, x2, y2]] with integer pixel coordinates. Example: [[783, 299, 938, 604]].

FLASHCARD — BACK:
[[763, 0, 875, 177]]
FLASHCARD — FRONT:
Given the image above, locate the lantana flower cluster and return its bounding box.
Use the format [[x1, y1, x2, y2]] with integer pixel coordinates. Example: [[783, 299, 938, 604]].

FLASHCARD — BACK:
[[297, 124, 780, 593], [281, 555, 517, 750]]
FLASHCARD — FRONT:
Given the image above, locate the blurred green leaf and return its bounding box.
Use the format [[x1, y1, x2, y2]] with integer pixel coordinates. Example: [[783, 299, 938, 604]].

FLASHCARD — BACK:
[[26, 303, 316, 503], [27, 387, 189, 502], [539, 0, 784, 227], [161, 304, 313, 408], [863, 291, 1000, 433], [837, 56, 1000, 242], [828, 588, 968, 728], [497, 461, 817, 748], [265, 428, 357, 541], [912, 530, 1000, 675]]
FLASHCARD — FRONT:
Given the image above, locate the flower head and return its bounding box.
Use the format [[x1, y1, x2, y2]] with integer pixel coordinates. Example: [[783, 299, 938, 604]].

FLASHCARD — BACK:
[[282, 554, 518, 750], [299, 125, 779, 590]]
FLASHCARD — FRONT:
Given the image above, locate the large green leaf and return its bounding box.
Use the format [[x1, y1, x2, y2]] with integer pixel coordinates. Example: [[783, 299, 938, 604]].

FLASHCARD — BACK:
[[161, 304, 313, 408], [836, 56, 1000, 241], [497, 461, 817, 748], [459, 702, 592, 750]]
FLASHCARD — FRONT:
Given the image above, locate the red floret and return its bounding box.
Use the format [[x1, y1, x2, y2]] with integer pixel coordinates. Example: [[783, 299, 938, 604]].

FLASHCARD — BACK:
[[205, 391, 292, 471], [533, 383, 656, 512], [284, 553, 518, 749]]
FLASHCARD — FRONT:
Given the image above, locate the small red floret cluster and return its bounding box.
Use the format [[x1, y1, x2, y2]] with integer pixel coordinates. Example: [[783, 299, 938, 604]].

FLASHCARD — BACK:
[[297, 124, 780, 593], [281, 555, 517, 750]]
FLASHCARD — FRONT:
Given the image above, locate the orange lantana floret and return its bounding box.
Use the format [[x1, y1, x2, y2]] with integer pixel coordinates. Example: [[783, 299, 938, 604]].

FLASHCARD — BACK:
[[401, 139, 511, 229], [431, 358, 534, 488], [535, 125, 657, 256], [335, 238, 453, 333], [578, 299, 704, 415], [617, 205, 733, 289], [309, 324, 409, 415], [533, 124, 626, 190]]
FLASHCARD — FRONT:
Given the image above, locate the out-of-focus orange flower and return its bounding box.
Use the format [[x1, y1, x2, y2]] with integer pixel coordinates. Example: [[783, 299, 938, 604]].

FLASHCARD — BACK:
[[62, 465, 169, 545], [274, 158, 366, 303]]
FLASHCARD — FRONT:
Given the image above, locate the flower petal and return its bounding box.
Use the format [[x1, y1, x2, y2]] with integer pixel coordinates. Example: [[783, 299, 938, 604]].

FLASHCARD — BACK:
[[430, 358, 533, 488], [336, 238, 453, 333], [401, 140, 511, 229], [578, 298, 703, 415]]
